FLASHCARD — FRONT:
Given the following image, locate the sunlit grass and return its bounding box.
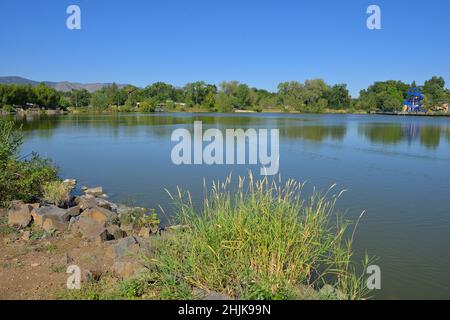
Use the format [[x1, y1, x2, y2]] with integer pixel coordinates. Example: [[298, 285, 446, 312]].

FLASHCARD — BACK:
[[150, 173, 370, 300]]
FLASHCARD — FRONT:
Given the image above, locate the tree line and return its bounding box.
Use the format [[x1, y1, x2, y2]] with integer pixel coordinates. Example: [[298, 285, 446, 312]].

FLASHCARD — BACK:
[[1, 76, 449, 113]]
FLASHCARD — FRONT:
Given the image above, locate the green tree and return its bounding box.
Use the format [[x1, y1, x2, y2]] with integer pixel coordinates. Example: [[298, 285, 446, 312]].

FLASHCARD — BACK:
[[33, 83, 61, 109], [423, 76, 447, 108], [326, 84, 351, 109], [143, 82, 177, 104], [183, 82, 217, 107], [357, 80, 408, 111], [69, 89, 91, 108]]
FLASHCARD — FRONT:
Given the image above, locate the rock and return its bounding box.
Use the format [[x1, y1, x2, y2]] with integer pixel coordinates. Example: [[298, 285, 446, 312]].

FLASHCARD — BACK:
[[33, 205, 69, 231], [84, 186, 103, 197], [29, 203, 40, 210], [106, 236, 139, 259], [138, 227, 151, 239], [68, 217, 77, 231], [65, 206, 81, 219], [71, 216, 108, 242], [82, 269, 103, 283], [81, 206, 116, 223], [8, 202, 33, 228], [74, 196, 97, 211], [106, 225, 127, 240], [21, 231, 31, 241], [71, 215, 117, 243], [319, 284, 345, 300], [193, 288, 233, 300], [43, 217, 67, 232], [294, 284, 318, 300], [63, 179, 77, 188], [95, 198, 118, 213], [112, 258, 144, 280]]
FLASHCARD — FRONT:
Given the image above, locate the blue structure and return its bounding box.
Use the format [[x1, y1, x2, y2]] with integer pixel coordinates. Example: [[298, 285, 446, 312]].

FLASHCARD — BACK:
[[403, 87, 427, 113]]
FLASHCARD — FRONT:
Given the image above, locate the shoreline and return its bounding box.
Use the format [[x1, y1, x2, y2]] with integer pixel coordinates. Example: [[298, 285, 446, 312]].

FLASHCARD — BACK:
[[2, 108, 450, 117]]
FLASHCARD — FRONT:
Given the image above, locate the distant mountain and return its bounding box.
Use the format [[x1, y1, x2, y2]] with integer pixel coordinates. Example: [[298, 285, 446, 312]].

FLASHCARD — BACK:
[[0, 76, 129, 93]]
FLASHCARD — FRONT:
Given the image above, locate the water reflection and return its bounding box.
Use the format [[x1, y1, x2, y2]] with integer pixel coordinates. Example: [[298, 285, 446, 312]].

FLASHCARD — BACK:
[[419, 126, 441, 150], [358, 122, 445, 149], [9, 113, 450, 149], [282, 125, 347, 142], [358, 124, 404, 145]]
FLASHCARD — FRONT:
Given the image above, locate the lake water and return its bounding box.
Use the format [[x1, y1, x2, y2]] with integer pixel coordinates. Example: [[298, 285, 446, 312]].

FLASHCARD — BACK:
[[13, 113, 450, 299]]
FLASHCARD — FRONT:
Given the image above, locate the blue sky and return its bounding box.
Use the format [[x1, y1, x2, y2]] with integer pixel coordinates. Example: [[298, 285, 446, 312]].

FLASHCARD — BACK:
[[0, 0, 449, 96]]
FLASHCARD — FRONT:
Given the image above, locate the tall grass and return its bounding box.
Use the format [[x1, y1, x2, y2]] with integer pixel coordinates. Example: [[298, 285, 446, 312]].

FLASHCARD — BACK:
[[151, 174, 369, 300]]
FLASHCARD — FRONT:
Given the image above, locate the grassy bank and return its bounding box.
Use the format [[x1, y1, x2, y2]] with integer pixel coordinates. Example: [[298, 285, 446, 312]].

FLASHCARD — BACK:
[[151, 175, 368, 300], [65, 175, 369, 300]]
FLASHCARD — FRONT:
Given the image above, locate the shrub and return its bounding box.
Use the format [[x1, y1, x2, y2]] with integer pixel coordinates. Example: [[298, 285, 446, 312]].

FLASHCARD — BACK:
[[0, 119, 59, 206], [149, 174, 370, 300], [43, 180, 72, 207], [119, 207, 160, 229], [2, 105, 14, 113], [138, 99, 156, 112]]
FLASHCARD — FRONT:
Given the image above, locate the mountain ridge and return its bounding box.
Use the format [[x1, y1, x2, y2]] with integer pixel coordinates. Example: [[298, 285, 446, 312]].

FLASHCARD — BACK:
[[0, 76, 129, 93]]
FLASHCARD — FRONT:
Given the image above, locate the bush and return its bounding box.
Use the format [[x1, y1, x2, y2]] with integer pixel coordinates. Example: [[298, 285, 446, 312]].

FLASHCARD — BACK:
[[119, 207, 160, 229], [149, 174, 370, 300], [0, 119, 59, 206], [2, 105, 14, 113], [43, 180, 72, 207], [138, 99, 156, 112]]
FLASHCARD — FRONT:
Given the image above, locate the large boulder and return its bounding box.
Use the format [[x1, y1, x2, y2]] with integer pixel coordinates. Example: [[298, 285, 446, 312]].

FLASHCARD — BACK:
[[71, 216, 112, 242], [75, 195, 98, 211], [81, 206, 116, 223], [84, 187, 103, 197], [32, 205, 70, 231], [95, 198, 118, 213], [8, 202, 34, 228], [112, 258, 145, 280], [106, 236, 140, 259]]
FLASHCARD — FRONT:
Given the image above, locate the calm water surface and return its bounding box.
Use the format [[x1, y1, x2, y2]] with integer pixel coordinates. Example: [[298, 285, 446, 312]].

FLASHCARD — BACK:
[[13, 113, 450, 299]]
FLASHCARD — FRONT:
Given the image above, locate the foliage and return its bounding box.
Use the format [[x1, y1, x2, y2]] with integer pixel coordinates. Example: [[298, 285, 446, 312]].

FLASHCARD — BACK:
[[119, 207, 160, 228], [357, 80, 409, 112], [43, 180, 72, 207], [0, 119, 59, 205], [1, 76, 448, 113], [423, 76, 447, 108]]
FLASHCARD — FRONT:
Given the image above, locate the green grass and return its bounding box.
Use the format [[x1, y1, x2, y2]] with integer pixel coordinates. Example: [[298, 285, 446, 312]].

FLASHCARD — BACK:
[[148, 174, 370, 300]]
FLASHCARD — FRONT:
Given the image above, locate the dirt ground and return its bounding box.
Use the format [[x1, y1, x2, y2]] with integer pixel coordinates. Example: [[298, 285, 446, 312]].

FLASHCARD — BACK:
[[0, 210, 116, 300]]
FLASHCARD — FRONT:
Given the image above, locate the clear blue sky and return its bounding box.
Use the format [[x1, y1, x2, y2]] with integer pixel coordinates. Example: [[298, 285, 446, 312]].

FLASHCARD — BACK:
[[0, 0, 449, 96]]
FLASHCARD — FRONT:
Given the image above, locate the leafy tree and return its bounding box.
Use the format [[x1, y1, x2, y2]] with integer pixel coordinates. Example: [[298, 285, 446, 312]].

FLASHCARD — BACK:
[[183, 82, 217, 107], [326, 84, 351, 109], [69, 89, 91, 108], [90, 89, 110, 109], [143, 82, 177, 104], [357, 80, 408, 111], [423, 76, 447, 107], [33, 83, 61, 109]]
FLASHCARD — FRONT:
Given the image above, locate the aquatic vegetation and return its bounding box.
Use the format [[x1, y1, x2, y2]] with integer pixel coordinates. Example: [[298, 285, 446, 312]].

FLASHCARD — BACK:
[[150, 174, 369, 300]]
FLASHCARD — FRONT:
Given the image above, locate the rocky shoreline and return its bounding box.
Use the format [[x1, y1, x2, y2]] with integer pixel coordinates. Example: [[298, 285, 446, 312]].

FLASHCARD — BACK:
[[2, 179, 178, 291], [1, 179, 345, 300]]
